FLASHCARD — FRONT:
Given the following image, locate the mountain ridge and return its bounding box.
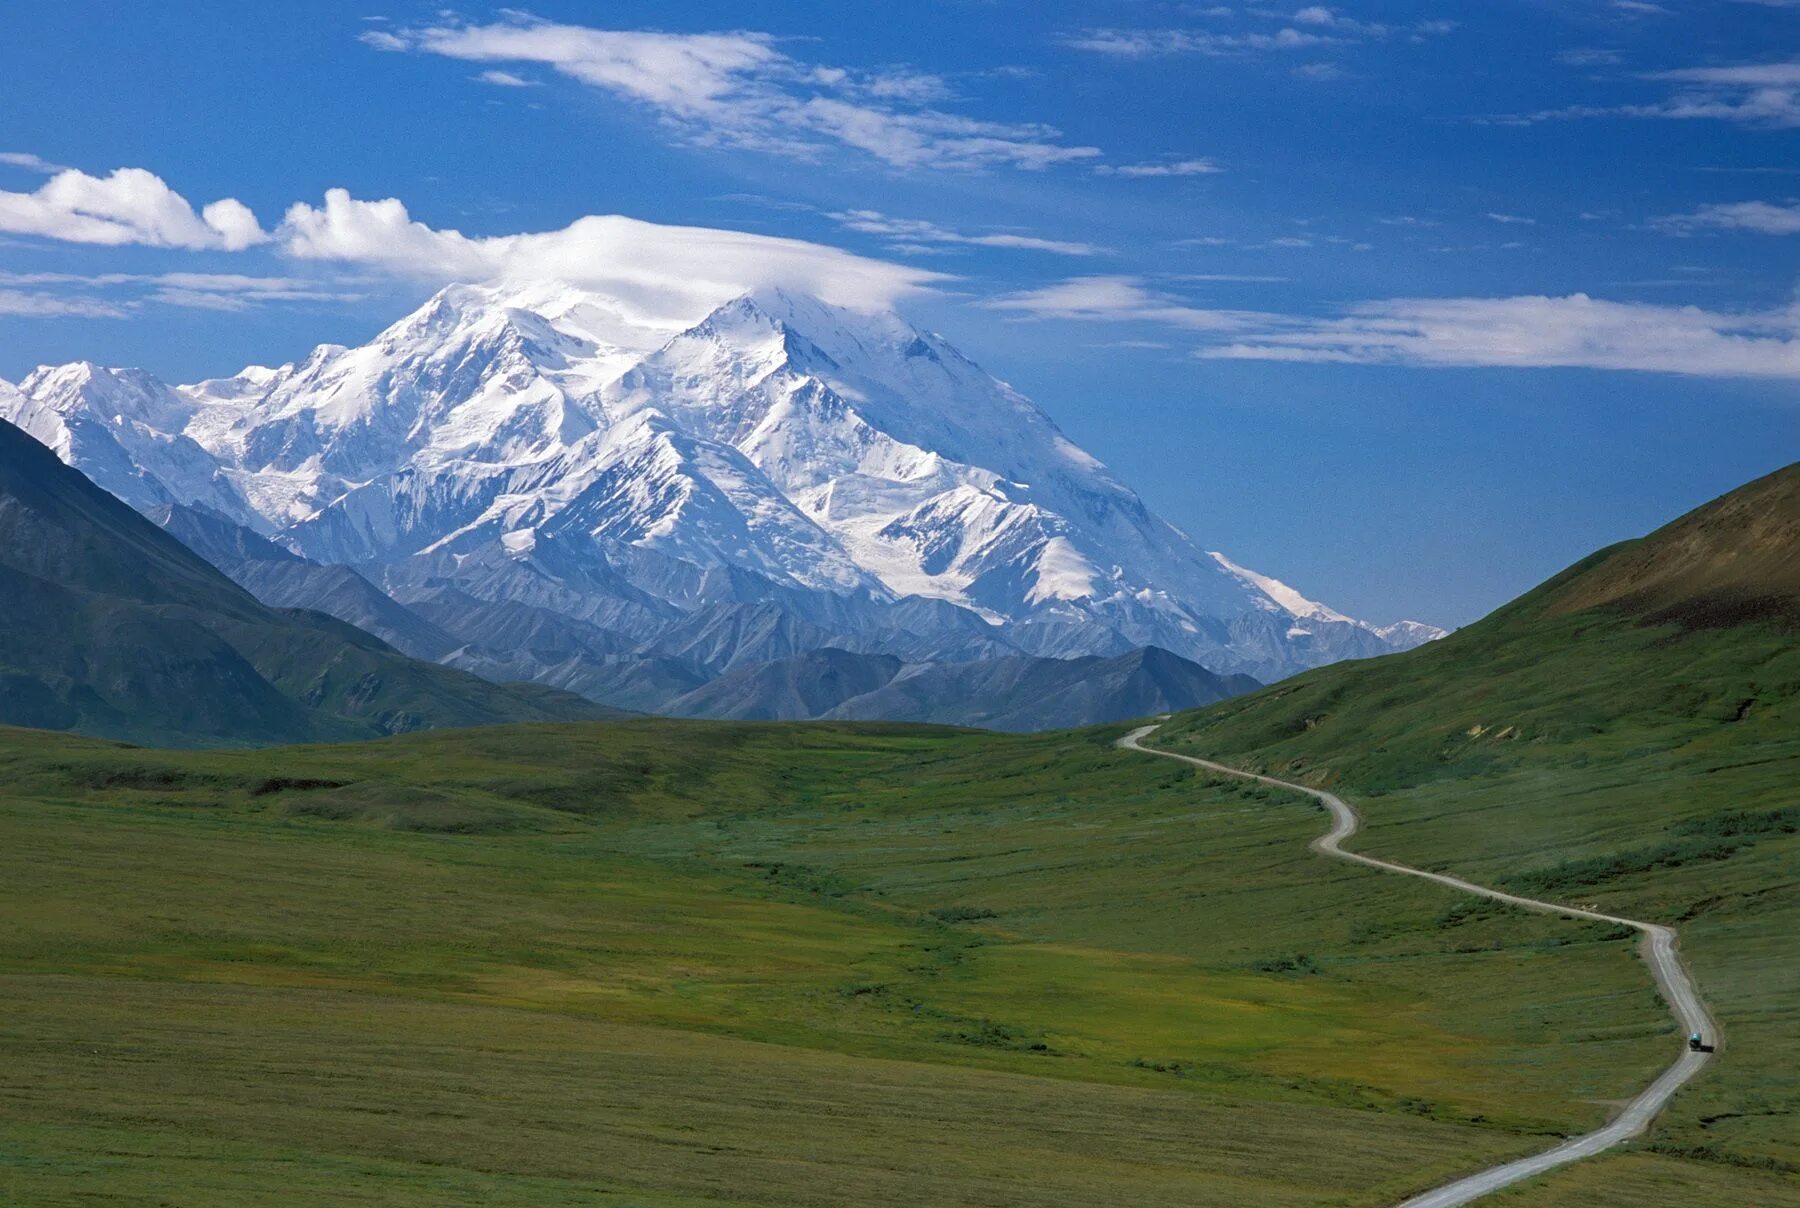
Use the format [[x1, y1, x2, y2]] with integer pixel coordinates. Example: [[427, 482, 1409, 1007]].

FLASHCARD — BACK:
[[0, 419, 618, 746], [1, 282, 1443, 695]]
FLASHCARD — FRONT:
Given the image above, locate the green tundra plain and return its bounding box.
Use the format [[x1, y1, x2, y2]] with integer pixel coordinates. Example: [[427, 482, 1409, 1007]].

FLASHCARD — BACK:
[[1, 698, 1793, 1205]]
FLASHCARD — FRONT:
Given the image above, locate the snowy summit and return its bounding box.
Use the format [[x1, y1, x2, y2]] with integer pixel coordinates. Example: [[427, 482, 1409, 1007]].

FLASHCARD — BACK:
[[1, 281, 1443, 683]]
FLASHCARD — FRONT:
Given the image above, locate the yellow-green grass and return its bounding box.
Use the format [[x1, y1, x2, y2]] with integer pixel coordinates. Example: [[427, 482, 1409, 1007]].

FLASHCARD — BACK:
[[1155, 607, 1800, 1186], [0, 976, 1538, 1208], [1491, 1153, 1800, 1207], [0, 718, 1702, 1203]]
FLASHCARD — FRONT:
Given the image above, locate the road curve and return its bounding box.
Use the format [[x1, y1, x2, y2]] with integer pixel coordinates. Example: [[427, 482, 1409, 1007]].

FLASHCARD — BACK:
[[1116, 723, 1717, 1208]]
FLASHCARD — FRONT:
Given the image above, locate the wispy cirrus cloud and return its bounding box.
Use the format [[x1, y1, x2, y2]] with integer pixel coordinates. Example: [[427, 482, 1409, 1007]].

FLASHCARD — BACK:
[[0, 270, 363, 315], [363, 15, 1100, 171], [980, 275, 1263, 330], [1212, 294, 1800, 378], [1065, 27, 1334, 57], [0, 152, 67, 174], [474, 69, 537, 88], [1491, 57, 1800, 128], [1067, 7, 1452, 58], [0, 288, 132, 318], [1655, 200, 1800, 234], [980, 275, 1800, 378], [826, 209, 1101, 256], [1094, 158, 1222, 178], [1644, 59, 1800, 125]]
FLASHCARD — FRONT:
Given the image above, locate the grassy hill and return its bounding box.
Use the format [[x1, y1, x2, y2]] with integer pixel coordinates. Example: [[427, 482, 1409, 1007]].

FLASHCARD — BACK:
[[1153, 461, 1800, 1199], [0, 418, 617, 745]]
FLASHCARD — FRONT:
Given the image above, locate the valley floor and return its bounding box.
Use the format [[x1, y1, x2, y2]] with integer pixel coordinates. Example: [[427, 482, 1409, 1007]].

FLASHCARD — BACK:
[[0, 718, 1788, 1204]]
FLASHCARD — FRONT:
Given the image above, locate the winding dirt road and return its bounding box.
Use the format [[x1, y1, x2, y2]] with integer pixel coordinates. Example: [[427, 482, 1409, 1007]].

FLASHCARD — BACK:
[[1116, 723, 1717, 1208]]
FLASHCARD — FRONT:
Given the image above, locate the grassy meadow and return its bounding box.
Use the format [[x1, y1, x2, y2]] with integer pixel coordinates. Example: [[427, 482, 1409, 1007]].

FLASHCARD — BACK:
[[0, 712, 1749, 1204], [1155, 604, 1800, 1190]]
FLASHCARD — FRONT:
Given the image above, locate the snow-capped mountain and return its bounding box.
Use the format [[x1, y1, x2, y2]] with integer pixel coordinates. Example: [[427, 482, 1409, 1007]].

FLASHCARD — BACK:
[[0, 282, 1444, 690]]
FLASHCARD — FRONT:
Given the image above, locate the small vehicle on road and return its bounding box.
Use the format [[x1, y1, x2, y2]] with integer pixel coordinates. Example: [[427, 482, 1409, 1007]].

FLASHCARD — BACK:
[[1688, 1033, 1714, 1053]]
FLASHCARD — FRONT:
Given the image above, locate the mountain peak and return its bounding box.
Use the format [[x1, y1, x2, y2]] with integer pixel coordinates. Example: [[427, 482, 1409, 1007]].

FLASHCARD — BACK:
[[0, 280, 1442, 683]]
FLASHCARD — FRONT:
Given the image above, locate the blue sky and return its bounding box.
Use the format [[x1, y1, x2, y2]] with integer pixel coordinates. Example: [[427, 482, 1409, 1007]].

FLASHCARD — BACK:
[[2, 0, 1796, 625]]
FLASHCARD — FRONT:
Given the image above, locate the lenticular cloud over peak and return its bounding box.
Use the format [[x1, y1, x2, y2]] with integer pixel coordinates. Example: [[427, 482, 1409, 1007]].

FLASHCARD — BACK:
[[277, 188, 950, 324]]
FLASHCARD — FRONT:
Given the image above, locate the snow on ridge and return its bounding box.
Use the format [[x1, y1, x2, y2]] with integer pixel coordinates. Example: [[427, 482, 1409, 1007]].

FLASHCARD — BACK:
[[0, 280, 1439, 678], [1206, 550, 1357, 625]]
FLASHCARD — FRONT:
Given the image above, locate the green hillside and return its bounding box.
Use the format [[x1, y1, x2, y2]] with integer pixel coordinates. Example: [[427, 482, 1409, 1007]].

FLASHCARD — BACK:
[[0, 418, 617, 745], [1154, 461, 1800, 1196]]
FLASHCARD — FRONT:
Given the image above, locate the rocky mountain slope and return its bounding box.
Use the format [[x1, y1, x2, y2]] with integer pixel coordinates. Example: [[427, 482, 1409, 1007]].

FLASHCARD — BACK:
[[0, 419, 615, 745], [659, 643, 1256, 728]]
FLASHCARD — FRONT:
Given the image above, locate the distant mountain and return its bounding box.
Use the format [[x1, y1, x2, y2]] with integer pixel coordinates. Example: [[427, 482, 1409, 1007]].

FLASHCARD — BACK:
[[826, 645, 1260, 731], [149, 502, 464, 661], [0, 419, 617, 746], [1, 283, 1442, 698], [149, 501, 1255, 727], [658, 643, 1256, 729], [664, 648, 906, 721]]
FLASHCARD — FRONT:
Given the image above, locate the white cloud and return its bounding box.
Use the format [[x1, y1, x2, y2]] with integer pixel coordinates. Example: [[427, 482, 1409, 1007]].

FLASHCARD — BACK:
[[1640, 59, 1800, 125], [1284, 6, 1389, 36], [1067, 10, 1451, 57], [1485, 212, 1537, 225], [0, 152, 66, 173], [0, 289, 131, 318], [475, 69, 537, 87], [827, 208, 1100, 255], [144, 272, 363, 310], [1496, 57, 1800, 127], [278, 189, 947, 321], [980, 275, 1262, 330], [986, 278, 1800, 378], [1200, 294, 1800, 378], [0, 270, 361, 316], [1067, 28, 1334, 57], [0, 157, 952, 324], [1557, 48, 1625, 67], [1168, 273, 1290, 283], [0, 167, 267, 250], [358, 29, 408, 52], [1094, 158, 1223, 178], [199, 198, 266, 250], [1656, 200, 1800, 234], [369, 16, 1098, 171]]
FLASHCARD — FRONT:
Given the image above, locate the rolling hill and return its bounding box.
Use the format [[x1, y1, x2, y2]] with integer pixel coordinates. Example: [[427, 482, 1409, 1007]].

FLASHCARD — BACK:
[[1153, 459, 1800, 1193]]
